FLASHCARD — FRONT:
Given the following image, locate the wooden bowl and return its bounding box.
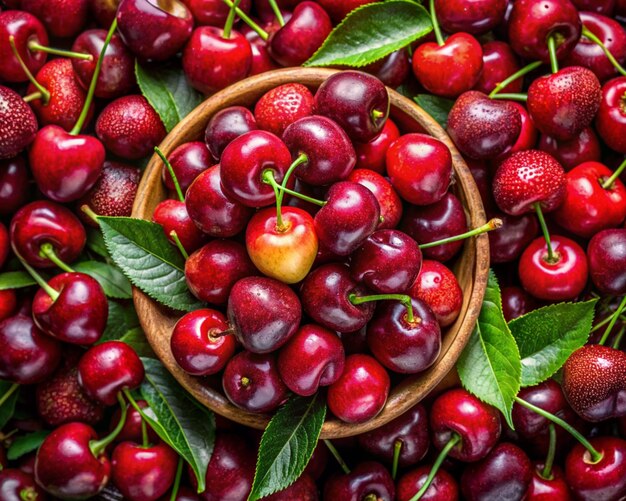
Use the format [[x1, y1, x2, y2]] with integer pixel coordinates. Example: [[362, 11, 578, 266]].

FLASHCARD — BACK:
[[132, 67, 490, 439]]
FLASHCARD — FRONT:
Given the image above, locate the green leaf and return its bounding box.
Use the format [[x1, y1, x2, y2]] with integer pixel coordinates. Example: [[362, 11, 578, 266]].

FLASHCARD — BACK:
[[86, 228, 110, 259], [135, 61, 203, 132], [100, 300, 140, 343], [120, 327, 155, 358], [305, 1, 432, 67], [457, 271, 521, 428], [139, 358, 215, 493], [248, 394, 326, 501], [510, 299, 597, 387], [0, 271, 36, 290], [74, 260, 132, 299], [7, 430, 49, 460], [0, 381, 20, 429], [99, 217, 203, 312], [415, 94, 454, 128]]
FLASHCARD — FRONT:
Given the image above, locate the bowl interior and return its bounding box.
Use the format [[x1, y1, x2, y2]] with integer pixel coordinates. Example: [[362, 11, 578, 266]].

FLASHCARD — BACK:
[[132, 67, 489, 439]]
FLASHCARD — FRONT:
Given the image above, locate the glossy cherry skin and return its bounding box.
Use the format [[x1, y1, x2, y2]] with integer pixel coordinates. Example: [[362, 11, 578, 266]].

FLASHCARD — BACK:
[[10, 200, 86, 269], [323, 462, 395, 501], [553, 162, 626, 237], [528, 463, 572, 500], [508, 0, 582, 62], [90, 0, 122, 26], [595, 76, 626, 153], [357, 403, 430, 467], [328, 354, 389, 424], [354, 118, 400, 174], [588, 229, 626, 295], [497, 102, 539, 160], [162, 141, 211, 193], [363, 48, 410, 88], [518, 236, 588, 301], [435, 0, 507, 34], [255, 82, 315, 139], [0, 314, 62, 385], [488, 212, 539, 264], [565, 436, 626, 500], [0, 10, 48, 82], [538, 127, 602, 171], [461, 442, 533, 501], [0, 222, 9, 270], [111, 441, 179, 501], [0, 468, 47, 501], [78, 341, 145, 406], [116, 0, 193, 61], [183, 26, 252, 94], [246, 206, 318, 284], [351, 229, 422, 294], [473, 40, 522, 95], [171, 308, 236, 376], [0, 156, 29, 215], [34, 422, 110, 499], [409, 260, 463, 327], [430, 388, 501, 462], [0, 85, 38, 159], [185, 165, 253, 238], [0, 290, 18, 322], [316, 0, 374, 22], [347, 169, 403, 230], [32, 272, 108, 345], [386, 133, 451, 205], [301, 263, 375, 333], [20, 0, 88, 38], [572, 0, 616, 13], [277, 323, 345, 396], [153, 199, 208, 253], [204, 106, 257, 161], [222, 351, 289, 413], [268, 1, 332, 67], [185, 239, 256, 305], [315, 70, 389, 143], [397, 466, 459, 501], [412, 33, 484, 99], [501, 286, 539, 322], [181, 0, 251, 25]]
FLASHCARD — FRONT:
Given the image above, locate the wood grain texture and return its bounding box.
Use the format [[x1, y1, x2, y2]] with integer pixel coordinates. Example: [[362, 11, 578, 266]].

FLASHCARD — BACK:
[[132, 67, 490, 438]]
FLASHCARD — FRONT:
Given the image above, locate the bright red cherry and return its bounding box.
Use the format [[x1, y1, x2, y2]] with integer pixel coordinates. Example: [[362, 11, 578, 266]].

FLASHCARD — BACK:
[[595, 76, 626, 153], [0, 10, 48, 82]]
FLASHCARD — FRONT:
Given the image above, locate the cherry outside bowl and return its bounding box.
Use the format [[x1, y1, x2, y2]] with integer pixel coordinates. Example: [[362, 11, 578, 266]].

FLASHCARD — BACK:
[[132, 67, 490, 439]]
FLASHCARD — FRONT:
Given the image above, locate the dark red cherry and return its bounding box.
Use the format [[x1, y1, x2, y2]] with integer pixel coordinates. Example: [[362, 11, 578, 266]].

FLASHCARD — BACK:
[[538, 127, 602, 171], [204, 106, 257, 162], [397, 465, 459, 501], [501, 286, 539, 322], [354, 118, 400, 174], [261, 474, 317, 501], [488, 212, 539, 264], [346, 168, 403, 230], [0, 468, 47, 501], [21, 0, 88, 38], [152, 199, 209, 254], [363, 48, 411, 88], [474, 41, 522, 95], [162, 141, 211, 193], [0, 10, 48, 83], [0, 156, 30, 215], [323, 461, 395, 501], [435, 0, 507, 35], [588, 229, 626, 295], [0, 85, 37, 159]]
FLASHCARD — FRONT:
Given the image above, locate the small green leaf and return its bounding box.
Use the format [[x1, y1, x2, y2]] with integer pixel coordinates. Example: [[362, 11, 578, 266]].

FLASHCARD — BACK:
[[510, 299, 598, 387], [120, 327, 155, 358], [99, 217, 203, 312], [0, 271, 37, 290], [139, 358, 215, 493], [248, 394, 326, 501], [415, 94, 454, 128], [135, 61, 203, 132], [457, 271, 521, 428], [0, 381, 20, 429], [7, 430, 50, 460], [86, 228, 110, 259], [305, 1, 432, 67], [74, 260, 132, 299], [99, 301, 140, 343]]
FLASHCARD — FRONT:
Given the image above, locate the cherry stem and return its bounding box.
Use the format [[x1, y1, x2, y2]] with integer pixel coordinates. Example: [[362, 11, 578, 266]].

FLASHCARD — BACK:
[[599, 295, 626, 346], [0, 383, 19, 408], [8, 36, 50, 105], [268, 0, 285, 26], [323, 439, 351, 475], [488, 61, 542, 99], [141, 418, 149, 448], [601, 157, 626, 190], [222, 0, 242, 39], [409, 433, 461, 501], [612, 325, 626, 350], [349, 293, 415, 323], [71, 17, 117, 135], [547, 34, 559, 74], [155, 147, 185, 202], [222, 0, 268, 40], [429, 0, 444, 47], [490, 92, 528, 102], [581, 26, 626, 77], [39, 242, 74, 273], [514, 396, 603, 463], [392, 439, 402, 480], [419, 218, 502, 250], [16, 254, 59, 301], [80, 205, 101, 226], [26, 40, 93, 60], [541, 423, 557, 480], [263, 176, 326, 207], [90, 392, 128, 455], [276, 153, 308, 229], [169, 231, 190, 260], [170, 456, 184, 501], [22, 91, 42, 103], [533, 203, 556, 263]]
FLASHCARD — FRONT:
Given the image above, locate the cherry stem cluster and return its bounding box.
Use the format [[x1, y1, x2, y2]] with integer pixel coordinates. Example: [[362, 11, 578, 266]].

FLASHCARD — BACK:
[[409, 433, 461, 501], [488, 61, 541, 99], [582, 26, 626, 78], [541, 423, 557, 480], [349, 293, 416, 323], [547, 34, 559, 74], [601, 157, 626, 190], [419, 218, 502, 250], [90, 392, 128, 456], [599, 295, 626, 346], [268, 0, 285, 27], [324, 439, 351, 475], [514, 396, 603, 463], [222, 0, 268, 40], [27, 40, 93, 60], [17, 252, 60, 301], [223, 0, 242, 39], [39, 242, 74, 273], [533, 203, 556, 263], [8, 36, 50, 104], [428, 0, 445, 47]]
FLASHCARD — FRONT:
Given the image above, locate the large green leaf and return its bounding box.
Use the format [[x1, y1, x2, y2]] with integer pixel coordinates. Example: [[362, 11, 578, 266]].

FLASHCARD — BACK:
[[510, 300, 597, 387], [0, 271, 36, 290], [415, 94, 454, 128], [457, 271, 521, 428], [7, 430, 49, 460], [99, 216, 203, 312], [136, 61, 203, 132], [74, 260, 132, 299], [305, 1, 432, 67], [248, 394, 326, 501], [139, 358, 215, 493]]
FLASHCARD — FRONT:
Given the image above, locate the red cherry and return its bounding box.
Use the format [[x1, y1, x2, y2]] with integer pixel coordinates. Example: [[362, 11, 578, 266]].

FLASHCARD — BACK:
[[353, 118, 400, 174], [595, 76, 626, 153], [0, 10, 48, 83], [254, 83, 315, 137], [0, 85, 37, 159], [346, 168, 403, 230]]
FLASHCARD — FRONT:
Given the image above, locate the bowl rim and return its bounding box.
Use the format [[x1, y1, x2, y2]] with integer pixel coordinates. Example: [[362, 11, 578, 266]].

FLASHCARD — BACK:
[[132, 67, 490, 438]]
